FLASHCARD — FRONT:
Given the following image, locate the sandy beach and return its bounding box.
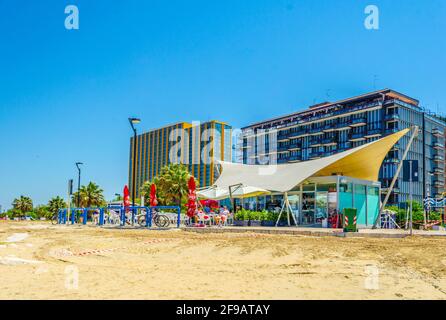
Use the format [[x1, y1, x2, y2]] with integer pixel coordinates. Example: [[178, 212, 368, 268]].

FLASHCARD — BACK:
[[1, 221, 446, 300]]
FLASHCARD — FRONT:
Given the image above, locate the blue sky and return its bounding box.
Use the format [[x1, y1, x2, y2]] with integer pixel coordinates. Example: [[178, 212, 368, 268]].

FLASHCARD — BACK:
[[0, 0, 445, 209]]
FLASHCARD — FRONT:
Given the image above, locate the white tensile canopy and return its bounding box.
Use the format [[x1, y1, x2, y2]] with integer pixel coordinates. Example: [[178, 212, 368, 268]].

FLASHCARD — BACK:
[[210, 128, 410, 194]]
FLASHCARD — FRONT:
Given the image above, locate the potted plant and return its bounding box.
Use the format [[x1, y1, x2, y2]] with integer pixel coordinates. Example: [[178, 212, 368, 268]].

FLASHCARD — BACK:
[[249, 210, 262, 227], [261, 210, 276, 227], [234, 209, 249, 227]]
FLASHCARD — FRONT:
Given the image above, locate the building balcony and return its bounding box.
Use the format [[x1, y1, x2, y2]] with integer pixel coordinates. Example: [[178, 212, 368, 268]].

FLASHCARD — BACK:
[[321, 137, 337, 145], [288, 129, 307, 139], [433, 142, 445, 150], [381, 187, 400, 194], [432, 128, 443, 137], [350, 117, 367, 127], [434, 180, 444, 188], [335, 122, 351, 130], [309, 127, 321, 134], [278, 131, 290, 139], [385, 128, 399, 135], [384, 114, 400, 122], [384, 158, 400, 164], [309, 139, 322, 147], [434, 155, 445, 162], [309, 127, 324, 135], [309, 151, 322, 159], [391, 142, 400, 150], [433, 168, 445, 175], [325, 150, 337, 156], [277, 145, 289, 152], [338, 142, 351, 152], [288, 142, 301, 150], [288, 155, 301, 162], [364, 128, 383, 138], [323, 123, 336, 132], [349, 132, 366, 141]]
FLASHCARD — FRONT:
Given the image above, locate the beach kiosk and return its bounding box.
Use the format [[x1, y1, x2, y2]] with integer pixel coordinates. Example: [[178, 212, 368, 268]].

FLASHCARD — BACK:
[[199, 128, 412, 229]]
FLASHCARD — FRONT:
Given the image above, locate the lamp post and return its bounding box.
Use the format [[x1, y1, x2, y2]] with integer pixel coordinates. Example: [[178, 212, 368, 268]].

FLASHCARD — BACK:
[[129, 117, 141, 209], [75, 162, 83, 207]]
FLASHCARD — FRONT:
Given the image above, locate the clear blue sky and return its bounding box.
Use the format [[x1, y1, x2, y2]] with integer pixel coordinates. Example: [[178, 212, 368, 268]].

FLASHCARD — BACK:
[[1, 0, 445, 209]]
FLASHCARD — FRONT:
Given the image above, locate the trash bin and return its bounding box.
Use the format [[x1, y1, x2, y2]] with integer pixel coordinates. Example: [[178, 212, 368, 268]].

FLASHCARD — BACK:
[[343, 208, 357, 232]]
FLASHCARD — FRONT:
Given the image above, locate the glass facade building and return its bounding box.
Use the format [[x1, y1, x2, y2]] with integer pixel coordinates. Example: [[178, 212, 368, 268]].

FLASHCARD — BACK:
[[129, 120, 232, 197], [241, 89, 446, 205]]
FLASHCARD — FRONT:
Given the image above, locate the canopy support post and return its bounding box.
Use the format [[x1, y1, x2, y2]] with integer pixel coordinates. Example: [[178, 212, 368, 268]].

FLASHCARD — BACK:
[[372, 126, 418, 229], [275, 192, 298, 227], [275, 199, 287, 227]]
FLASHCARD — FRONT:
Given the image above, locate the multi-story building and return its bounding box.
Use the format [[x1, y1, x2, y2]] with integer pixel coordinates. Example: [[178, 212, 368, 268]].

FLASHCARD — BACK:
[[129, 120, 232, 197], [241, 89, 446, 205]]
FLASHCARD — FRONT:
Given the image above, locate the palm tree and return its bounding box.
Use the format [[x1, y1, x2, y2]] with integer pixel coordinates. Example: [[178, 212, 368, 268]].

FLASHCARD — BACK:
[[12, 196, 33, 217], [72, 182, 106, 208], [47, 196, 67, 216], [140, 164, 197, 208]]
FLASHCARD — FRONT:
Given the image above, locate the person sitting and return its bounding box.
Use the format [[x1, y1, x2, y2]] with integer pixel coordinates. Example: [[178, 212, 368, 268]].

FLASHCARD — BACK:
[[218, 206, 230, 226]]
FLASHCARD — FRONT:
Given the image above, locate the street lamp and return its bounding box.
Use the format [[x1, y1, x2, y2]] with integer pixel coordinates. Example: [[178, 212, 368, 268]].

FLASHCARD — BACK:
[[128, 117, 141, 209], [75, 162, 83, 207]]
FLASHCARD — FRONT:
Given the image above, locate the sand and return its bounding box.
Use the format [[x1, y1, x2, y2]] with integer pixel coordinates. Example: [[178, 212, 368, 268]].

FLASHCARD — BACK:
[[0, 221, 446, 300]]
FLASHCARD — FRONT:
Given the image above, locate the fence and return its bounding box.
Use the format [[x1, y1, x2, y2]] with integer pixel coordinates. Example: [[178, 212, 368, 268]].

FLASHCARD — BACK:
[[57, 206, 182, 228]]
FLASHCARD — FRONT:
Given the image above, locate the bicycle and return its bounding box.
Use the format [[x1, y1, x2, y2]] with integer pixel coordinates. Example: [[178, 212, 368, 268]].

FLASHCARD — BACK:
[[137, 209, 170, 228], [51, 214, 59, 225]]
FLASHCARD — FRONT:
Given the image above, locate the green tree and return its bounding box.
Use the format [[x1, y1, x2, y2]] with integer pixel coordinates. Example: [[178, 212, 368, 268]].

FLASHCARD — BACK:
[[12, 196, 33, 217], [47, 196, 67, 216], [140, 164, 197, 208], [32, 205, 51, 220], [72, 182, 106, 208]]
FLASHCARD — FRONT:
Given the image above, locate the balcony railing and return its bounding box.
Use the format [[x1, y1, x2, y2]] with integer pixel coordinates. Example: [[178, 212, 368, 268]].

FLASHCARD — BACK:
[[309, 127, 324, 134], [288, 155, 301, 162], [434, 155, 445, 162], [335, 122, 351, 130], [350, 117, 367, 126], [323, 123, 336, 132], [391, 142, 400, 150], [309, 151, 322, 158], [381, 187, 400, 194], [338, 142, 351, 150], [309, 139, 322, 146], [321, 137, 336, 145], [385, 128, 399, 135], [365, 128, 382, 136], [278, 131, 289, 139], [384, 114, 400, 121], [434, 180, 444, 188], [384, 158, 400, 164], [288, 129, 307, 138], [325, 150, 337, 156], [349, 132, 366, 140], [433, 142, 445, 149], [432, 128, 443, 137], [288, 142, 301, 150]]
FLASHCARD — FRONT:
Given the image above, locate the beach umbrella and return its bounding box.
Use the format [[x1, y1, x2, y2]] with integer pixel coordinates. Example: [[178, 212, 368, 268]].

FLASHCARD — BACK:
[[197, 186, 229, 200], [230, 185, 271, 199], [186, 177, 197, 218], [149, 184, 158, 207], [123, 185, 130, 212]]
